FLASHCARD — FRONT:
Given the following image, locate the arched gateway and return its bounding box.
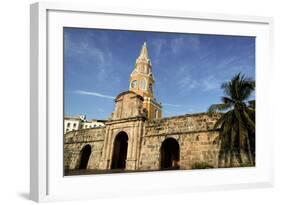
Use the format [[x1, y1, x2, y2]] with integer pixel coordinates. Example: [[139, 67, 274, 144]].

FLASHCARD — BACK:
[[111, 132, 128, 170], [78, 144, 91, 169], [160, 138, 180, 170]]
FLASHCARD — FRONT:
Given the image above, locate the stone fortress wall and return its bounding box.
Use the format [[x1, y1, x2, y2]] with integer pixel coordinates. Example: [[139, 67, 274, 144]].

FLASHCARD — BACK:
[[64, 128, 105, 170], [64, 112, 221, 172], [139, 113, 221, 170]]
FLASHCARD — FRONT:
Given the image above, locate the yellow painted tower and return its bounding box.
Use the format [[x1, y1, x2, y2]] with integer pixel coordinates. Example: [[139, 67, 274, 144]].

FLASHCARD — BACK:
[[129, 42, 162, 120]]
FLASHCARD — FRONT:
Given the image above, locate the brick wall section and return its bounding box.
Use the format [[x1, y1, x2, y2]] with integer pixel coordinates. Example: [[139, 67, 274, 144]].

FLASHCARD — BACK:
[[144, 113, 221, 136], [138, 113, 221, 170], [64, 127, 105, 143], [64, 113, 223, 171], [64, 127, 105, 169]]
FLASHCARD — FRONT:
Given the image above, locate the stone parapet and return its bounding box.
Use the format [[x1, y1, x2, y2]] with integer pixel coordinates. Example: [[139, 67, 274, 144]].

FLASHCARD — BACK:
[[144, 113, 221, 137], [64, 127, 106, 143]]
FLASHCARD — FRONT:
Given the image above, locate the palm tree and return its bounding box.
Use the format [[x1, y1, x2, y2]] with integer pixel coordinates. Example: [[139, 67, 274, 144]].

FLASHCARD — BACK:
[[208, 73, 255, 167]]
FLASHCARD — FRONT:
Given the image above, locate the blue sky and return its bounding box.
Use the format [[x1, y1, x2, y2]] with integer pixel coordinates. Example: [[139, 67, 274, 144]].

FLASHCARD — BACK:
[[64, 27, 255, 120]]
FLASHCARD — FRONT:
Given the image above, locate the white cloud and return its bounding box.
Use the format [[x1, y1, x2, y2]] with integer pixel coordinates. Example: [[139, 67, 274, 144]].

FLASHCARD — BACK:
[[177, 66, 200, 91], [97, 108, 104, 112], [65, 37, 111, 66], [162, 103, 184, 107], [177, 66, 220, 92], [74, 90, 114, 99], [171, 35, 200, 54], [151, 39, 167, 57], [64, 30, 115, 84], [171, 36, 184, 54], [216, 56, 238, 70], [150, 38, 169, 65], [178, 76, 200, 91], [201, 76, 220, 91]]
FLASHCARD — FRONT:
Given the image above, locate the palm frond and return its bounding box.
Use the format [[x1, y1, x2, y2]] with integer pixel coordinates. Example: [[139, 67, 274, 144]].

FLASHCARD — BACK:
[[208, 103, 231, 114], [248, 100, 255, 109], [239, 81, 255, 101], [221, 96, 235, 105], [213, 110, 233, 129], [221, 82, 231, 97], [242, 110, 255, 132]]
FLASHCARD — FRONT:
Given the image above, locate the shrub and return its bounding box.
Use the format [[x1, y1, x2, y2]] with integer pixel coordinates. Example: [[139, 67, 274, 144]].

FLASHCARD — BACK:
[[240, 162, 255, 167], [192, 162, 214, 169]]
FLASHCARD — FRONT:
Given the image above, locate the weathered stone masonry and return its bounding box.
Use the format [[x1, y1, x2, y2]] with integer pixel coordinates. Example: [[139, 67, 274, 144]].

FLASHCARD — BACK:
[[64, 112, 221, 171], [139, 114, 221, 170], [64, 128, 105, 170]]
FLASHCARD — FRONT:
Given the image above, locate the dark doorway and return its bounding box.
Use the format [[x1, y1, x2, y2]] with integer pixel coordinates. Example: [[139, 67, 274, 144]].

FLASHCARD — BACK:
[[111, 132, 128, 169], [78, 144, 91, 169], [160, 138, 180, 170]]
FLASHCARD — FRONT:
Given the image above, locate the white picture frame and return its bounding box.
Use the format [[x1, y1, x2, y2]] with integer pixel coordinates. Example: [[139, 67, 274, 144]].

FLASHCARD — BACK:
[[30, 2, 274, 202]]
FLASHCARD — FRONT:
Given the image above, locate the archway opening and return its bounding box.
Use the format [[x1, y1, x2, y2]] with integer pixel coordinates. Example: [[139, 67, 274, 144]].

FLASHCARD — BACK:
[[79, 144, 91, 169], [111, 132, 128, 170], [160, 138, 180, 170]]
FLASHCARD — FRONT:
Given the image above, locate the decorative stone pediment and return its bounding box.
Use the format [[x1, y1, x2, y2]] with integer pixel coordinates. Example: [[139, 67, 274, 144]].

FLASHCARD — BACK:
[[112, 91, 145, 120]]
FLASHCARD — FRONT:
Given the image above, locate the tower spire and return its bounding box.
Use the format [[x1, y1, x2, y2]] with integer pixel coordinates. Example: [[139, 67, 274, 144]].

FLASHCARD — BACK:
[[137, 41, 149, 61], [129, 41, 162, 120]]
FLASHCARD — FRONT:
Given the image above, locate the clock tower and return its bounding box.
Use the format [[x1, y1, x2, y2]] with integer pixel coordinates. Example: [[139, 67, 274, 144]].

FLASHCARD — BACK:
[[129, 42, 162, 120]]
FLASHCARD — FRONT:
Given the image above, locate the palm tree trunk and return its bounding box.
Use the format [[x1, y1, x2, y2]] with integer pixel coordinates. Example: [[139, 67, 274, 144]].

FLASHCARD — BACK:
[[230, 151, 234, 167], [246, 136, 254, 165]]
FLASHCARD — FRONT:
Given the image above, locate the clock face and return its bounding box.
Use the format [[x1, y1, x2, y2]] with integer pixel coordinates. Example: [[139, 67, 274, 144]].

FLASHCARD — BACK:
[[131, 80, 137, 89]]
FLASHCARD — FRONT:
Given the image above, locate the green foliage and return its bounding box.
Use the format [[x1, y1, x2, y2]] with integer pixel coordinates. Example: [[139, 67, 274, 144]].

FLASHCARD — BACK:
[[192, 162, 214, 169], [240, 162, 255, 167], [207, 73, 256, 167]]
